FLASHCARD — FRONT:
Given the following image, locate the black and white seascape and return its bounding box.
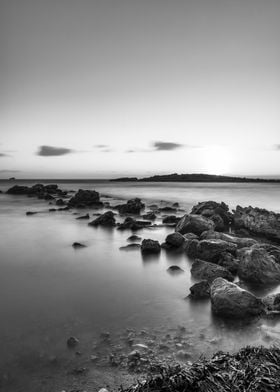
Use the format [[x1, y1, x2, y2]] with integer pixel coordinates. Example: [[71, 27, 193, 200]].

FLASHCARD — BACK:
[[1, 1, 280, 391]]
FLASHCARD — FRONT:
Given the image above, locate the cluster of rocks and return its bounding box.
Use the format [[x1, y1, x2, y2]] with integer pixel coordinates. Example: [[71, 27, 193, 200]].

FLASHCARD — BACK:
[[68, 189, 103, 208], [7, 183, 67, 201]]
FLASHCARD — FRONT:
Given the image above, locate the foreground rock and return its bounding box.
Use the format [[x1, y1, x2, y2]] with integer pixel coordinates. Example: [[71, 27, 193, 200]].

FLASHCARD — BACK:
[[165, 232, 185, 248], [189, 280, 210, 299], [162, 215, 181, 224], [233, 205, 280, 243], [262, 293, 280, 312], [191, 259, 234, 282], [88, 211, 116, 227], [176, 214, 215, 235], [200, 230, 257, 248], [141, 239, 161, 254], [191, 200, 232, 231], [238, 246, 280, 285], [68, 189, 103, 208], [210, 277, 264, 318], [193, 239, 237, 262], [115, 198, 145, 214]]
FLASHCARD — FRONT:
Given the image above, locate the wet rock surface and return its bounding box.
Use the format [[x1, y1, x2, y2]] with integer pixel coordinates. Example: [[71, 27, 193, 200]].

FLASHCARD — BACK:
[[88, 211, 116, 227], [176, 214, 215, 235], [189, 280, 210, 299], [141, 239, 161, 254], [115, 198, 145, 214], [68, 189, 102, 208], [191, 259, 234, 282]]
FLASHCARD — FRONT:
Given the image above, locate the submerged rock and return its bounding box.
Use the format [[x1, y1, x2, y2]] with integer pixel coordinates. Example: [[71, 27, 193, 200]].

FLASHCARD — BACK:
[[238, 246, 280, 285], [191, 259, 234, 282], [127, 235, 142, 242], [189, 280, 210, 299], [141, 239, 161, 254], [88, 211, 116, 227], [176, 214, 215, 235], [72, 242, 86, 248], [76, 213, 90, 220], [68, 189, 102, 208], [210, 277, 264, 318], [119, 243, 141, 251]]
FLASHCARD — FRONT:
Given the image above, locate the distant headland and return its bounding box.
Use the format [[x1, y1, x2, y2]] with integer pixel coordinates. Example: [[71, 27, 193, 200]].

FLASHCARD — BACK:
[[110, 173, 280, 183]]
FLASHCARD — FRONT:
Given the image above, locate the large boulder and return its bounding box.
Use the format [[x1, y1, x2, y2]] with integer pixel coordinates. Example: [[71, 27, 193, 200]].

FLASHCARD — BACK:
[[141, 239, 161, 254], [88, 211, 116, 227], [184, 239, 199, 258], [68, 189, 102, 208], [165, 232, 185, 248], [216, 251, 239, 274], [233, 206, 280, 243], [237, 246, 280, 285], [200, 230, 257, 248], [210, 278, 264, 318], [191, 201, 232, 231], [176, 214, 215, 236], [115, 198, 145, 214], [191, 259, 234, 282]]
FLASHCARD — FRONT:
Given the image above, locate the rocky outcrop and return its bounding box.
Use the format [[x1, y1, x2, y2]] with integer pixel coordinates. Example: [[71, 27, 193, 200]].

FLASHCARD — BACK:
[[142, 212, 156, 220], [262, 293, 280, 312], [176, 214, 215, 235], [191, 201, 232, 231], [189, 280, 210, 299], [200, 230, 257, 248], [7, 183, 67, 201], [237, 246, 280, 285], [210, 278, 264, 318], [216, 251, 239, 274], [184, 238, 237, 263], [165, 232, 185, 248], [68, 189, 102, 208], [233, 206, 280, 243], [141, 239, 161, 254], [191, 259, 234, 282], [88, 211, 116, 227], [162, 215, 181, 224], [115, 198, 145, 214]]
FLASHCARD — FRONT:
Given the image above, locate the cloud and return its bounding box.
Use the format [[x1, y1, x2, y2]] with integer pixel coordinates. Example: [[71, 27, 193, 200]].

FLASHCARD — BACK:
[[0, 169, 20, 173], [153, 141, 184, 151], [37, 145, 73, 156], [0, 153, 9, 157]]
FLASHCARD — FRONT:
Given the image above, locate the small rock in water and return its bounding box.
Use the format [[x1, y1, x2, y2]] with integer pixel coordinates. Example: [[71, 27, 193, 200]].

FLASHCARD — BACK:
[[76, 213, 90, 220], [119, 243, 141, 251], [167, 265, 184, 273], [67, 336, 79, 348], [127, 235, 142, 242], [72, 242, 86, 248], [26, 211, 38, 216]]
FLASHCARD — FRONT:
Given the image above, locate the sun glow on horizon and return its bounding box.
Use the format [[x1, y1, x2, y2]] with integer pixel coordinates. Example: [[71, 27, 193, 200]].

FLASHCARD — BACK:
[[200, 145, 233, 175]]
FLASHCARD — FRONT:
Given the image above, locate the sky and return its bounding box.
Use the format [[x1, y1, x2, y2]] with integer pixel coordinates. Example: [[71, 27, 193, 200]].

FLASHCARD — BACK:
[[0, 0, 280, 178]]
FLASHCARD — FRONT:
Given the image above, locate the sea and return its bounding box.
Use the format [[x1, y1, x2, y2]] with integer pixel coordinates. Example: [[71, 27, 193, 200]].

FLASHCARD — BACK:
[[1, 180, 280, 390]]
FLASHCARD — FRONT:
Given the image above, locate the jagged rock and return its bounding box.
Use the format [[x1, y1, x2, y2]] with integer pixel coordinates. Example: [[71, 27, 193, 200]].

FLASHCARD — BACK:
[[76, 213, 90, 220], [165, 232, 185, 248], [191, 259, 234, 282], [115, 198, 145, 214], [233, 205, 280, 243], [141, 239, 161, 254], [88, 211, 116, 227], [210, 277, 264, 318], [176, 214, 215, 235], [162, 215, 181, 224], [189, 280, 210, 299], [200, 230, 257, 248], [194, 239, 237, 263], [68, 189, 102, 208], [262, 293, 280, 312], [238, 246, 280, 284], [191, 200, 232, 231], [142, 212, 156, 220], [184, 233, 199, 240]]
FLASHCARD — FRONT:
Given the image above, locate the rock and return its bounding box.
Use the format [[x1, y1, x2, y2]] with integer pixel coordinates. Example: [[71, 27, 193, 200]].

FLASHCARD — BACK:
[[189, 280, 210, 299], [176, 214, 215, 235], [191, 259, 234, 282], [72, 242, 86, 248], [88, 211, 116, 227], [216, 252, 239, 274], [184, 233, 199, 240], [162, 215, 181, 224], [141, 239, 161, 254], [76, 213, 90, 220], [173, 202, 179, 208], [194, 239, 237, 263], [257, 243, 280, 264], [200, 230, 257, 248], [56, 198, 65, 206], [115, 198, 145, 214], [210, 277, 264, 318], [127, 350, 141, 360], [184, 239, 199, 258], [238, 246, 280, 284], [117, 217, 151, 231], [142, 212, 156, 220], [67, 336, 79, 348], [68, 189, 102, 208], [49, 208, 57, 212], [165, 232, 185, 248], [7, 185, 32, 195], [119, 244, 141, 251], [233, 205, 280, 243], [26, 211, 38, 216], [262, 293, 280, 312], [191, 200, 232, 231], [127, 235, 142, 242], [167, 265, 184, 272], [159, 206, 177, 213]]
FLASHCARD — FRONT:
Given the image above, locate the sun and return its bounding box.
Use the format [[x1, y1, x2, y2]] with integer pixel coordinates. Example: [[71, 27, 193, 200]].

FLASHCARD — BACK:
[[201, 145, 232, 175]]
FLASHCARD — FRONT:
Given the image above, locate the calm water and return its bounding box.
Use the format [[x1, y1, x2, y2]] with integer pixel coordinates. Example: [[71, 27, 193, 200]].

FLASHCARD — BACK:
[[1, 180, 280, 390]]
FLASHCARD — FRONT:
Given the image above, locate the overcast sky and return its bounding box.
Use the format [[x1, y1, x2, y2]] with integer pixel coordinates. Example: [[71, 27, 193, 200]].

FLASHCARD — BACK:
[[1, 0, 280, 178]]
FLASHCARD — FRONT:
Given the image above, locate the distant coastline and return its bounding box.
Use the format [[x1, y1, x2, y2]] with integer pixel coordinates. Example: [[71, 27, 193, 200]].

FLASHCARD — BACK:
[[111, 173, 280, 183]]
